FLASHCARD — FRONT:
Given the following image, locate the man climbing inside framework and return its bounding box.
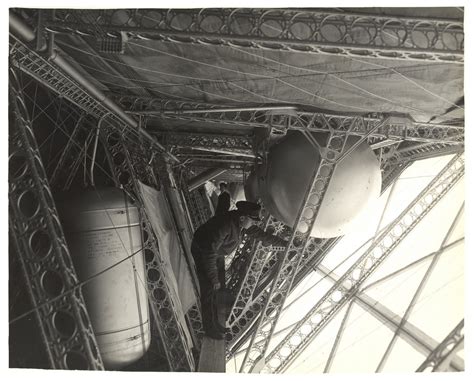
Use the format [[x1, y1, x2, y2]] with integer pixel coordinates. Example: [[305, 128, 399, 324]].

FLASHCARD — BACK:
[[214, 182, 231, 215], [191, 201, 261, 340]]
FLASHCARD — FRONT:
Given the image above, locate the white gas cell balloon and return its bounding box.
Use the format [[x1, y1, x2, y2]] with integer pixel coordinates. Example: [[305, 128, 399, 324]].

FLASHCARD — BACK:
[[246, 132, 381, 238]]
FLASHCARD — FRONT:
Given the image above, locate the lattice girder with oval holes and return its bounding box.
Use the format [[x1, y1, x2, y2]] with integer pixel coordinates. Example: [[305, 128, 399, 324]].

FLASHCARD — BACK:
[[100, 125, 196, 371], [416, 319, 464, 372], [48, 9, 463, 63], [238, 124, 362, 373], [9, 68, 104, 370]]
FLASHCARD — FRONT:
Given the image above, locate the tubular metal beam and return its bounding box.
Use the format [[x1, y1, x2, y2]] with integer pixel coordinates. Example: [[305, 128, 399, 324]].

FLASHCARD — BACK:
[[8, 11, 137, 129], [48, 9, 463, 63], [188, 168, 228, 192], [9, 68, 104, 370], [262, 153, 464, 373]]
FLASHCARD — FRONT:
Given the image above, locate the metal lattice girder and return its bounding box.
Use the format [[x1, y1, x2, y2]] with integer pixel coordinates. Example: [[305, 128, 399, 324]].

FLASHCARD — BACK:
[[262, 153, 464, 373], [417, 320, 464, 372], [226, 216, 291, 348], [155, 110, 464, 145], [9, 37, 178, 164], [179, 159, 252, 170], [174, 170, 203, 232], [317, 263, 464, 372], [227, 143, 445, 358], [226, 236, 254, 290], [10, 39, 125, 125], [289, 156, 411, 291], [100, 126, 196, 371], [226, 215, 278, 329], [375, 201, 464, 372], [153, 161, 205, 348], [48, 9, 463, 63], [159, 131, 254, 157], [187, 187, 214, 230], [226, 152, 410, 356], [238, 120, 370, 373], [185, 303, 204, 349], [113, 95, 222, 112], [9, 68, 104, 370], [388, 141, 464, 164], [181, 184, 203, 231], [133, 148, 205, 352], [227, 243, 273, 326]]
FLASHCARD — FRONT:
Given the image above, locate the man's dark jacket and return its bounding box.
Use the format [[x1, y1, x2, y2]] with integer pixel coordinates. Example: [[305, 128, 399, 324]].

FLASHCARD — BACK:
[[215, 191, 231, 215], [192, 210, 242, 285]]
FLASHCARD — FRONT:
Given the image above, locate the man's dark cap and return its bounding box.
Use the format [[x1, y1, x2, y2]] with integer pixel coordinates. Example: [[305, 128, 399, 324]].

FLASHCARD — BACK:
[[236, 201, 261, 220]]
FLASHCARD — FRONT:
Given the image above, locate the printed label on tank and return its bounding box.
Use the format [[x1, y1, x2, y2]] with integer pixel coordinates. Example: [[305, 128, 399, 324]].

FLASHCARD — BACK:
[[79, 229, 132, 259]]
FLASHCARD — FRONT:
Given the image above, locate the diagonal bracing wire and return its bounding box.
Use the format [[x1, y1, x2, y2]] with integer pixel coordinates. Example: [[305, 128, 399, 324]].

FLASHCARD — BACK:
[[361, 237, 464, 292], [323, 300, 356, 373]]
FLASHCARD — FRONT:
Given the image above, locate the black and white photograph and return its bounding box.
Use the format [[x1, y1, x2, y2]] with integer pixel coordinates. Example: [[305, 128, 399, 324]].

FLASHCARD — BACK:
[[5, 1, 467, 377]]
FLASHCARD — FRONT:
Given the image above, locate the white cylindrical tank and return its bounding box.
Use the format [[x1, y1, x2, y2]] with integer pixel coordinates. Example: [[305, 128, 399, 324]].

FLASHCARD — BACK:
[[57, 188, 150, 369], [247, 131, 381, 238]]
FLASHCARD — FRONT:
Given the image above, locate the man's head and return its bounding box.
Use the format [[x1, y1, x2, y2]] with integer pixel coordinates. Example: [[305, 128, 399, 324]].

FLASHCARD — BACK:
[[236, 201, 261, 228], [219, 182, 228, 192]]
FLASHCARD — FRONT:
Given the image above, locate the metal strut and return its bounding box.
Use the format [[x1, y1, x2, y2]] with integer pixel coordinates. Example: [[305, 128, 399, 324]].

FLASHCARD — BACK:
[[238, 116, 371, 373], [262, 152, 464, 373], [48, 9, 463, 63], [8, 67, 104, 370], [387, 141, 464, 164], [159, 131, 254, 157], [100, 123, 196, 371], [9, 35, 179, 164], [226, 131, 412, 356], [151, 109, 464, 145], [226, 215, 285, 330]]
